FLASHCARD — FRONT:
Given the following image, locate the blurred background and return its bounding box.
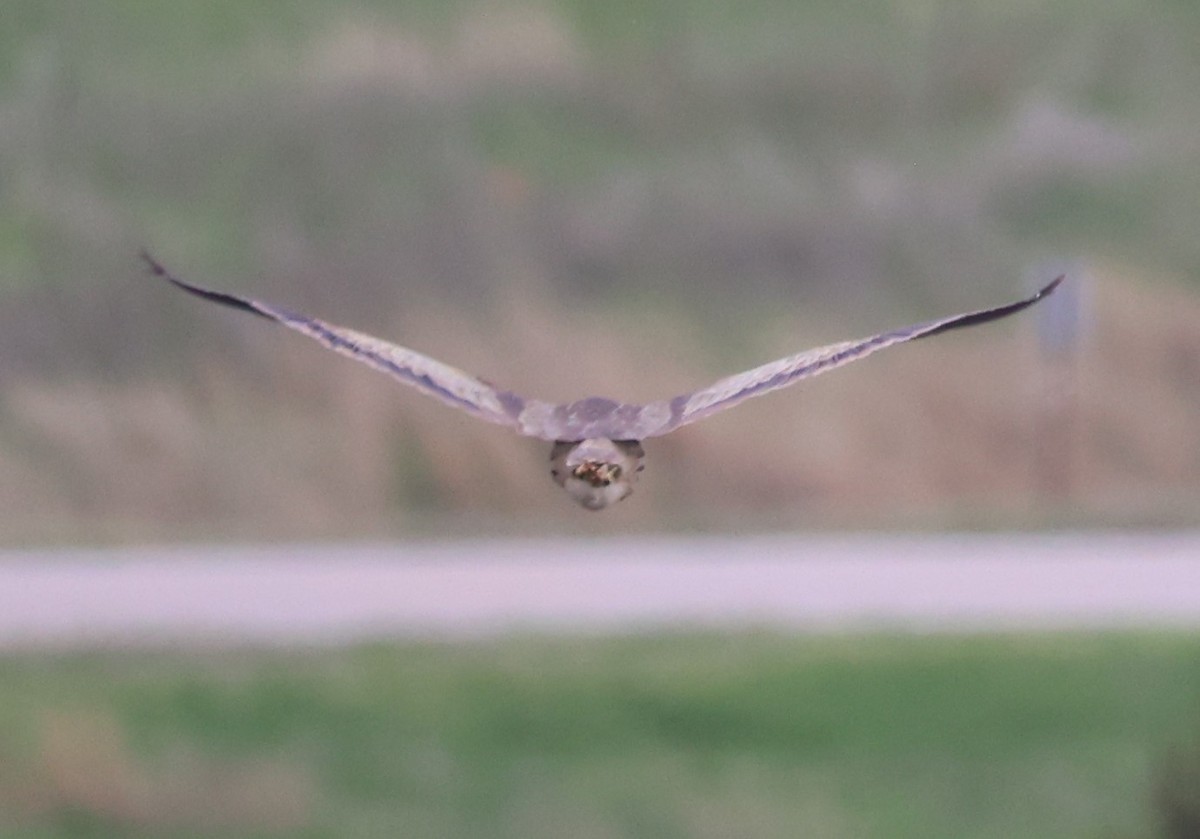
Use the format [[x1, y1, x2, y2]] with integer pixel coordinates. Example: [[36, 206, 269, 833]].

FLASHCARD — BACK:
[[2, 0, 1199, 541], [2, 1, 1200, 837]]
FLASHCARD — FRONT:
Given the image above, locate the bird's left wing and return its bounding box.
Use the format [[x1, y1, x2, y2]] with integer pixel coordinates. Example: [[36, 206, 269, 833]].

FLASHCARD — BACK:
[[144, 252, 556, 436], [628, 276, 1063, 438]]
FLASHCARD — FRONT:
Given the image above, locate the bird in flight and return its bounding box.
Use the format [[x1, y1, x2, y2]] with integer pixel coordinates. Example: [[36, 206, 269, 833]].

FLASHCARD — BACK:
[[144, 252, 1062, 511]]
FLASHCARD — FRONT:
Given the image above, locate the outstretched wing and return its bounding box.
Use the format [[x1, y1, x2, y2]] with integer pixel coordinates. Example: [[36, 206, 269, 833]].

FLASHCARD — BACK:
[[623, 276, 1064, 438], [148, 252, 1062, 443], [144, 252, 558, 437]]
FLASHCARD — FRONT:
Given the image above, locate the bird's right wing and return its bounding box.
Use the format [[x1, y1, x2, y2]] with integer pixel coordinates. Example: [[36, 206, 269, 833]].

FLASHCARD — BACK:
[[144, 252, 557, 436]]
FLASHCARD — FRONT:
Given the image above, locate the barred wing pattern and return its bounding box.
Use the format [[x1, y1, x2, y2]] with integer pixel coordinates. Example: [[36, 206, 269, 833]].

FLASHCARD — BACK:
[[147, 251, 1060, 443], [633, 275, 1064, 438], [143, 252, 551, 434]]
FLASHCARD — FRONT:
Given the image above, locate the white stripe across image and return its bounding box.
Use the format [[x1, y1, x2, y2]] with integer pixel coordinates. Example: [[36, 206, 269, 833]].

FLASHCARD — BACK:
[[1, 532, 1197, 648]]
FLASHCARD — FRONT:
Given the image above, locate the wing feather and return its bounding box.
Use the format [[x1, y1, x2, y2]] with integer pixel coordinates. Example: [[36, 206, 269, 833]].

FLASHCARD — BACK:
[[143, 252, 555, 435], [148, 251, 1062, 443], [634, 276, 1064, 437]]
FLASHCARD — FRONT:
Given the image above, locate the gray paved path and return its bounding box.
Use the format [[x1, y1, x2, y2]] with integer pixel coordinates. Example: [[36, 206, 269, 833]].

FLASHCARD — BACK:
[[1, 532, 1197, 647]]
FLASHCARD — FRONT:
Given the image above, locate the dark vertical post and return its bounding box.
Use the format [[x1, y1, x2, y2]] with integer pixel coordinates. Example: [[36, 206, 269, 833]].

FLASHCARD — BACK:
[[1030, 263, 1088, 503]]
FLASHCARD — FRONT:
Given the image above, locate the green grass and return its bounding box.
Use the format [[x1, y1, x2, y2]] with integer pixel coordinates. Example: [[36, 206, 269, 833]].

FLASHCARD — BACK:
[[1, 632, 1198, 837], [2, 0, 1200, 535], [5, 0, 1200, 302]]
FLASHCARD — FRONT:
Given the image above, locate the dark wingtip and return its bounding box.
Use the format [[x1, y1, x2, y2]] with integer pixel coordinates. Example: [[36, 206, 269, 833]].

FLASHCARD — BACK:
[[913, 274, 1068, 341], [141, 248, 194, 290], [140, 248, 169, 278], [1034, 274, 1066, 301], [142, 250, 273, 321]]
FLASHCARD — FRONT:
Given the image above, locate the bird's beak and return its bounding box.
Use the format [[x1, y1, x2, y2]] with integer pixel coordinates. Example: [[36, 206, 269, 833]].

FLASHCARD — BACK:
[[573, 462, 613, 487]]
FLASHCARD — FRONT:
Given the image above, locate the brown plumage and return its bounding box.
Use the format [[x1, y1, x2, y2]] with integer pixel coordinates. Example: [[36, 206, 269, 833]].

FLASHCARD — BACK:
[[145, 251, 1062, 510]]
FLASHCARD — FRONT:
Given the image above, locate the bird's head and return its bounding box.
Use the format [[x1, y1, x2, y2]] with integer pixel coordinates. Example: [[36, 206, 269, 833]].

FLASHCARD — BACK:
[[550, 438, 645, 511]]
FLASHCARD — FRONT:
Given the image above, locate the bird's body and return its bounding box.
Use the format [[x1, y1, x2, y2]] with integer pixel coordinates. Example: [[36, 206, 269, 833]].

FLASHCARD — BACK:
[[144, 251, 1061, 510]]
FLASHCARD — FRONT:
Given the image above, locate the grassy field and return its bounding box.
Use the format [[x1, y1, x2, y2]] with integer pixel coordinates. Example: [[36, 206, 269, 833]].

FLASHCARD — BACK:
[[2, 1, 1200, 540], [1, 632, 1198, 838]]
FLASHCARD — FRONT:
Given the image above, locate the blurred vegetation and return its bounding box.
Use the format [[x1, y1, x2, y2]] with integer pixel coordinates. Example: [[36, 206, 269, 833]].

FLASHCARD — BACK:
[[1156, 736, 1200, 839], [1, 0, 1199, 539], [0, 631, 1197, 838]]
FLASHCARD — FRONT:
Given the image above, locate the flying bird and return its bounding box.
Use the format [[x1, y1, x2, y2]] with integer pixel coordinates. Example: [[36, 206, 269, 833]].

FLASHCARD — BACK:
[[144, 251, 1062, 511]]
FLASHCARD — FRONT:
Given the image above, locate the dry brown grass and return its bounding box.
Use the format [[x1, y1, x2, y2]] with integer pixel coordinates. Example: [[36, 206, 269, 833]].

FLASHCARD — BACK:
[[1, 264, 1196, 542], [3, 1, 1199, 541], [0, 711, 314, 834]]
